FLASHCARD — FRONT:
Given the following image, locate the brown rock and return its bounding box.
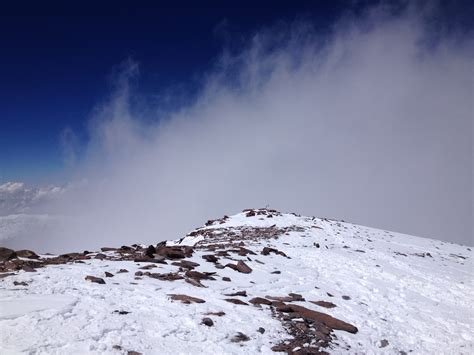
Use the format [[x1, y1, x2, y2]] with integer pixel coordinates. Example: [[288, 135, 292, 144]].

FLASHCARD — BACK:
[[149, 272, 184, 281], [172, 260, 200, 269], [0, 247, 17, 262], [285, 304, 358, 333], [310, 301, 337, 308], [168, 294, 205, 304], [261, 247, 287, 257], [185, 277, 206, 288], [225, 260, 252, 274], [249, 297, 272, 306], [224, 290, 247, 297], [185, 270, 215, 280], [85, 275, 106, 284], [231, 332, 250, 342], [15, 250, 39, 259], [205, 311, 225, 316], [202, 254, 219, 263], [224, 298, 248, 305]]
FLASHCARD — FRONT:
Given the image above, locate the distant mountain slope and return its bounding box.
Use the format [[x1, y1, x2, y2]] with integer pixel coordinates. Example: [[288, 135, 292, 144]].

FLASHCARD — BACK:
[[0, 208, 472, 354]]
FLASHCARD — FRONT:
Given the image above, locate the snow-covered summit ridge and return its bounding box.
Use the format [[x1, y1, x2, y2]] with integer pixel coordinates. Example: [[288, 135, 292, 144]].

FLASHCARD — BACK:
[[0, 208, 472, 354]]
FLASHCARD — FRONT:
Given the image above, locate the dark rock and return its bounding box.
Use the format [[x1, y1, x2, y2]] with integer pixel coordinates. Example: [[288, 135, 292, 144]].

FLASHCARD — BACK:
[[201, 317, 214, 327], [168, 294, 205, 304], [172, 260, 200, 269], [224, 290, 247, 297], [13, 281, 28, 286], [113, 310, 131, 315], [185, 270, 215, 280], [231, 332, 250, 342], [185, 278, 206, 288], [0, 272, 15, 279], [202, 254, 219, 263], [271, 270, 281, 274], [94, 253, 107, 260], [22, 265, 36, 272], [100, 247, 117, 252], [222, 277, 231, 282], [257, 327, 265, 334], [224, 298, 248, 305], [145, 245, 156, 258], [133, 257, 167, 264], [85, 275, 106, 284], [150, 272, 184, 281], [117, 269, 129, 273], [205, 311, 225, 316], [310, 300, 337, 308], [380, 339, 389, 348], [249, 297, 272, 306], [261, 247, 287, 257], [105, 272, 114, 277], [156, 246, 193, 259], [15, 250, 39, 259], [225, 260, 252, 274], [0, 247, 17, 262], [342, 295, 351, 300]]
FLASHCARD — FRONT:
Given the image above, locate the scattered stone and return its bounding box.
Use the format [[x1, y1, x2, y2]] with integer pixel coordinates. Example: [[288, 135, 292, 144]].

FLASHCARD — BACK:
[[224, 298, 248, 305], [224, 290, 247, 297], [168, 294, 205, 304], [100, 247, 117, 252], [205, 311, 225, 316], [85, 275, 106, 284], [342, 295, 351, 300], [149, 272, 184, 281], [15, 250, 39, 259], [0, 247, 17, 262], [117, 269, 129, 273], [201, 317, 214, 327], [231, 332, 250, 342], [266, 293, 305, 302], [13, 281, 28, 286], [202, 254, 219, 263], [105, 272, 114, 277], [257, 327, 265, 334], [271, 270, 281, 274], [225, 260, 252, 274], [113, 310, 130, 315], [261, 247, 287, 257], [112, 345, 122, 350], [249, 297, 272, 306], [185, 277, 206, 288], [0, 273, 15, 279], [310, 301, 337, 308], [94, 253, 107, 260], [380, 339, 389, 348], [139, 264, 157, 270], [145, 245, 156, 258], [156, 246, 193, 259], [185, 270, 215, 280], [222, 277, 231, 282], [127, 351, 142, 355], [133, 257, 167, 264], [326, 292, 334, 297], [172, 260, 200, 269]]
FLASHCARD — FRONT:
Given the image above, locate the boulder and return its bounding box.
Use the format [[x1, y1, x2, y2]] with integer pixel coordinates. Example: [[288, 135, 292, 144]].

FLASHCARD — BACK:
[[15, 250, 39, 259], [225, 260, 252, 274], [85, 275, 106, 284], [0, 247, 17, 262]]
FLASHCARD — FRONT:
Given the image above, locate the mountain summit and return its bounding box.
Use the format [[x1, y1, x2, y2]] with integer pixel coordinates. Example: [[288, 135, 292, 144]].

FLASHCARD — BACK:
[[0, 208, 472, 354]]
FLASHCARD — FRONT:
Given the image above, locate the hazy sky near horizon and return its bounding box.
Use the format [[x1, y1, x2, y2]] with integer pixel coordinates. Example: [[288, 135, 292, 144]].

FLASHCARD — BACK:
[[0, 1, 473, 250]]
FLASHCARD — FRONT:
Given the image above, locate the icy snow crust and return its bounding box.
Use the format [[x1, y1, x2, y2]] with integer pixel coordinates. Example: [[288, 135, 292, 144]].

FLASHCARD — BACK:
[[0, 210, 472, 354]]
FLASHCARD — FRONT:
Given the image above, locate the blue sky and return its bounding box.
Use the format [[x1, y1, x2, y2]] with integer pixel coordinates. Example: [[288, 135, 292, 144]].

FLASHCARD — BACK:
[[0, 0, 356, 183]]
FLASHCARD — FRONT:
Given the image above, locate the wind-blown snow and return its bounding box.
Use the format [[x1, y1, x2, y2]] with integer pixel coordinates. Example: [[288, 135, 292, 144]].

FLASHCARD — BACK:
[[0, 211, 472, 354]]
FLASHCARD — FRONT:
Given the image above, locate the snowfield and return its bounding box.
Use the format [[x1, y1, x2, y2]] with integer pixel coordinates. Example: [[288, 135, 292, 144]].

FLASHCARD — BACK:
[[0, 209, 472, 354]]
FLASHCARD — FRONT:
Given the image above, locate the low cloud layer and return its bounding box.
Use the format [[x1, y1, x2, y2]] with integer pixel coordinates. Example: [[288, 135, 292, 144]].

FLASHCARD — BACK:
[[6, 4, 473, 252]]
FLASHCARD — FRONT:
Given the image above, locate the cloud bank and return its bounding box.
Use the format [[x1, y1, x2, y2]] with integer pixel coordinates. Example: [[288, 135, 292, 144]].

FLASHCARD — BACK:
[[6, 4, 473, 252]]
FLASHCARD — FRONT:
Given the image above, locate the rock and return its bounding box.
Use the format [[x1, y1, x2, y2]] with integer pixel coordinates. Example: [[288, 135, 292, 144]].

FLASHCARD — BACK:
[[224, 298, 248, 305], [257, 327, 265, 334], [0, 247, 17, 262], [205, 311, 225, 316], [185, 277, 206, 288], [185, 270, 215, 280], [145, 245, 156, 258], [149, 272, 184, 281], [15, 250, 39, 259], [380, 339, 389, 348], [249, 297, 272, 306], [113, 310, 131, 315], [172, 260, 200, 269], [117, 269, 129, 273], [225, 260, 252, 274], [94, 253, 107, 260], [261, 247, 287, 257], [133, 257, 167, 264], [201, 317, 214, 327], [85, 275, 106, 284], [13, 281, 28, 286], [310, 300, 337, 308], [202, 254, 219, 263], [0, 272, 15, 279], [231, 332, 250, 342], [222, 276, 231, 282], [139, 264, 157, 270], [156, 246, 193, 259], [105, 272, 114, 277], [224, 290, 247, 297], [22, 265, 36, 272], [271, 270, 281, 274], [342, 295, 351, 300], [127, 351, 142, 355], [168, 294, 205, 304], [266, 293, 305, 302], [284, 304, 358, 333], [100, 247, 117, 252]]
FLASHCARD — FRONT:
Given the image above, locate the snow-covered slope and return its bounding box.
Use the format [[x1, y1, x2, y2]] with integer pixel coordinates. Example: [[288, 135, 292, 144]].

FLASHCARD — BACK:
[[0, 209, 472, 354]]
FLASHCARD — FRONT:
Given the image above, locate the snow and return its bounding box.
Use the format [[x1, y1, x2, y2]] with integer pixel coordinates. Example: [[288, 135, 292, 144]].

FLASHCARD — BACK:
[[0, 210, 472, 354]]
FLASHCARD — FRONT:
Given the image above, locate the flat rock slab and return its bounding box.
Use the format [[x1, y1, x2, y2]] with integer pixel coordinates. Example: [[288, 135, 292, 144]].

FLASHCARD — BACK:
[[168, 294, 205, 304]]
